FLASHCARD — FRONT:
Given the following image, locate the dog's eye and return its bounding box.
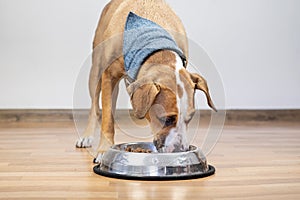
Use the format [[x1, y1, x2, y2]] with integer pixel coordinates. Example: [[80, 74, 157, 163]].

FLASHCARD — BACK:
[[159, 115, 176, 127]]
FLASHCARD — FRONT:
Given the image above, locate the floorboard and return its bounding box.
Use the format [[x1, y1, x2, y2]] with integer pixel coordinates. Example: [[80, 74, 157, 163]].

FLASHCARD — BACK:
[[0, 119, 299, 199]]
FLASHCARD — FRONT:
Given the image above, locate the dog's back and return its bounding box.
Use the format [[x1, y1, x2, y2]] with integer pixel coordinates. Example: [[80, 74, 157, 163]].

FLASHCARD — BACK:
[[93, 0, 188, 57]]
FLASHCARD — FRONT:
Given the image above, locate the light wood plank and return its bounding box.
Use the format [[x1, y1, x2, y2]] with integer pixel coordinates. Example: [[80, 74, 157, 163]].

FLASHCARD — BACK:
[[0, 118, 299, 199]]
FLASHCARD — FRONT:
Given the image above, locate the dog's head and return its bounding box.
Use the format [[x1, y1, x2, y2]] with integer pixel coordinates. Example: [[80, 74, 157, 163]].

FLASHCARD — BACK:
[[127, 51, 216, 153]]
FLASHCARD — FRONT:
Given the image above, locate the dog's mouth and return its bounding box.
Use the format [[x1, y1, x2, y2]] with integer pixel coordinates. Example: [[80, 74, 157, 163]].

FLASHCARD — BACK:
[[152, 130, 190, 153], [153, 136, 189, 153], [153, 137, 165, 153]]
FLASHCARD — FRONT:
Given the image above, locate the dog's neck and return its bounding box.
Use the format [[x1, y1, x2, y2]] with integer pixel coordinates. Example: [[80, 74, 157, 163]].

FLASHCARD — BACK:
[[136, 50, 184, 91]]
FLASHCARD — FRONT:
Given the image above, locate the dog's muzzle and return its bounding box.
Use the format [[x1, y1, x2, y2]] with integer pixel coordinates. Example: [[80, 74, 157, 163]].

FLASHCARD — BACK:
[[153, 127, 189, 153]]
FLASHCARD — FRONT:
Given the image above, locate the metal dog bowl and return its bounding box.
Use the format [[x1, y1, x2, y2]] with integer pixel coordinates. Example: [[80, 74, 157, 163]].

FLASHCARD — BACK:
[[93, 142, 215, 180]]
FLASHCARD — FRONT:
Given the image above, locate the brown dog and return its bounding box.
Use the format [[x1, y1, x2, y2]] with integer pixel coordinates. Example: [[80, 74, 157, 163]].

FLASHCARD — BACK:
[[76, 0, 216, 162]]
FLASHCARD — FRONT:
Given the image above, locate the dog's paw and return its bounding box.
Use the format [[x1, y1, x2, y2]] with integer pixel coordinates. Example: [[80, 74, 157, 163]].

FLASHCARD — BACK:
[[75, 136, 93, 148], [93, 153, 104, 164]]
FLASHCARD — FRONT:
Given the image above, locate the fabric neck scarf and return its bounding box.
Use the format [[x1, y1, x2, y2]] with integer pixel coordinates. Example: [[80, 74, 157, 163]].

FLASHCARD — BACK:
[[123, 12, 186, 81]]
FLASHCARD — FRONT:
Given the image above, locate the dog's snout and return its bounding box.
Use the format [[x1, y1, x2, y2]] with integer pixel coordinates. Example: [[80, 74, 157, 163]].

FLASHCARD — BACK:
[[153, 128, 189, 153]]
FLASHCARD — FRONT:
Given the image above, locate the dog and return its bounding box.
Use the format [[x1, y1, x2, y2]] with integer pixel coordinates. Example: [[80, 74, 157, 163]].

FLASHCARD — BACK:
[[76, 0, 216, 162]]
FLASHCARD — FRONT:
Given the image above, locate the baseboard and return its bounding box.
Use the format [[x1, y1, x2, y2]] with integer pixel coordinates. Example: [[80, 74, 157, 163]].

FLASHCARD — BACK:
[[0, 109, 299, 123], [0, 109, 74, 123]]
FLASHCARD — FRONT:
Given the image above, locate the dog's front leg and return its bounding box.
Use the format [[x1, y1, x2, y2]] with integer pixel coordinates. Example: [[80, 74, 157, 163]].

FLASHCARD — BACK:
[[94, 65, 121, 163]]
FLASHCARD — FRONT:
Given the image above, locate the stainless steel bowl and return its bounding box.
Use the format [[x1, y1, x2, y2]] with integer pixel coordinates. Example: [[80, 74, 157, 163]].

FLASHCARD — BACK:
[[93, 142, 215, 180]]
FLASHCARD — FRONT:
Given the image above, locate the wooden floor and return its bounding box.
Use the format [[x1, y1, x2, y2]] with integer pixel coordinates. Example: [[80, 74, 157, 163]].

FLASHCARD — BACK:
[[0, 120, 299, 199]]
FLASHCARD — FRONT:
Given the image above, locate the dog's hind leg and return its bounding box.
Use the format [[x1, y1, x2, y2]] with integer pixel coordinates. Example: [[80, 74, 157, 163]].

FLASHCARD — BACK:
[[75, 83, 101, 148]]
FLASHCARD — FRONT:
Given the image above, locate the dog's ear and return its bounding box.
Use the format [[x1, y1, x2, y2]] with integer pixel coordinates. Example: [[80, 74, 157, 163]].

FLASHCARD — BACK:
[[127, 82, 161, 119], [190, 73, 217, 112]]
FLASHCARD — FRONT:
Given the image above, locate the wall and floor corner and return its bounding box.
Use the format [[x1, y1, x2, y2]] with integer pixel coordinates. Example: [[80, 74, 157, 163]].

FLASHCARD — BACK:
[[0, 0, 299, 110]]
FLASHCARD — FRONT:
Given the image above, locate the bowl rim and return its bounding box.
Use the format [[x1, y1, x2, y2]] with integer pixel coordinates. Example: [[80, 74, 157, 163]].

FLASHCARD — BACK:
[[110, 142, 200, 155]]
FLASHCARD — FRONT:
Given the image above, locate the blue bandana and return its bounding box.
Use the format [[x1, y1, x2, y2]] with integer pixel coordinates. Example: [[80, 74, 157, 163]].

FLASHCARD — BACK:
[[123, 12, 186, 81]]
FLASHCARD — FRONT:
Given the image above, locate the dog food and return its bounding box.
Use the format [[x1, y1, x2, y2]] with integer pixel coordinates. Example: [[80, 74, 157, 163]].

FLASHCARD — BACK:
[[125, 147, 152, 153]]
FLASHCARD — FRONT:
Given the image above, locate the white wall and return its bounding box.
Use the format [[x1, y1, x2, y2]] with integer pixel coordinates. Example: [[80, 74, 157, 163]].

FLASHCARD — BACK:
[[0, 0, 299, 109]]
